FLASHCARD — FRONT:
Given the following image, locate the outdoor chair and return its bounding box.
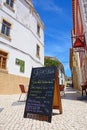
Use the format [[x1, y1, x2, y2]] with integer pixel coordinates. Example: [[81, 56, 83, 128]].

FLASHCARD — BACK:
[[18, 84, 27, 101]]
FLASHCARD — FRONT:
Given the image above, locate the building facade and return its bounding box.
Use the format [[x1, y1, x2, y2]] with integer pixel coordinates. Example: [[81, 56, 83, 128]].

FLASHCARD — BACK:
[[44, 56, 65, 87], [58, 66, 65, 87], [0, 0, 44, 94], [70, 0, 87, 90]]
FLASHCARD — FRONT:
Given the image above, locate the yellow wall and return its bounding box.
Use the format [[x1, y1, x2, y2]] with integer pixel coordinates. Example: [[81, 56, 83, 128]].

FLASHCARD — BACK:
[[0, 72, 29, 94], [72, 52, 81, 90]]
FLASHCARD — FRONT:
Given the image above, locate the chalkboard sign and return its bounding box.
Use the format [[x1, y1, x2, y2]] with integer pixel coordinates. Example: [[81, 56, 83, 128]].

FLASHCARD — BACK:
[[24, 66, 57, 122]]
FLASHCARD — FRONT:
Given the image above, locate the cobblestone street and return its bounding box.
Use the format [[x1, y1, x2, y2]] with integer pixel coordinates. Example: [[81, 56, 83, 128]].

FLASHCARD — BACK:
[[0, 87, 87, 130]]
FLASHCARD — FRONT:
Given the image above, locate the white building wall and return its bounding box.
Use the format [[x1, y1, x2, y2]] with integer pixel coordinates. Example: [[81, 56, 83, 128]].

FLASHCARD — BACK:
[[58, 69, 65, 85], [0, 0, 44, 78]]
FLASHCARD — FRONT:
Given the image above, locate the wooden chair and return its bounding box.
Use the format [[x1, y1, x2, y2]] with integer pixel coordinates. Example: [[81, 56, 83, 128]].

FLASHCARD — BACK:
[[19, 84, 27, 101]]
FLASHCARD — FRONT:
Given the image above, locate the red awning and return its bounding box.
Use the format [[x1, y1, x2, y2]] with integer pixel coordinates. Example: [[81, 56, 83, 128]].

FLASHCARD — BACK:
[[73, 38, 84, 48]]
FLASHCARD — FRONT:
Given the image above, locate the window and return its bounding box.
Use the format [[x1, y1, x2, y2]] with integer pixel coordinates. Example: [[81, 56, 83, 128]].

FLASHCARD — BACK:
[[36, 44, 40, 58], [0, 50, 8, 70], [4, 0, 15, 12], [6, 0, 14, 8], [37, 24, 40, 36], [1, 20, 11, 38]]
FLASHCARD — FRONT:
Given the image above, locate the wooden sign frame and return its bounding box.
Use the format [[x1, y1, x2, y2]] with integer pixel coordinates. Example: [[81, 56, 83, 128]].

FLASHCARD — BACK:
[[53, 70, 62, 114]]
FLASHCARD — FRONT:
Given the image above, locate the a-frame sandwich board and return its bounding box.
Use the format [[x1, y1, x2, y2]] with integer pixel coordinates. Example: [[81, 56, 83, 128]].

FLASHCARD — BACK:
[[24, 66, 62, 123]]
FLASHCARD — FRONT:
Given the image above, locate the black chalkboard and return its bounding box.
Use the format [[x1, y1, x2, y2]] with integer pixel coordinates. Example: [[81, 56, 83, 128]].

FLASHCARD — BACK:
[[24, 66, 57, 122]]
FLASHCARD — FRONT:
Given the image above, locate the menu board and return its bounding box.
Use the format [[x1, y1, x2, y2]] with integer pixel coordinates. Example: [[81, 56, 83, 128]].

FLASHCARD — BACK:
[[24, 66, 57, 122]]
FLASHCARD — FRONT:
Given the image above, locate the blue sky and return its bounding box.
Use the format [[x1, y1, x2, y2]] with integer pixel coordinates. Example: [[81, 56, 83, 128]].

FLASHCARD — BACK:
[[32, 0, 72, 77]]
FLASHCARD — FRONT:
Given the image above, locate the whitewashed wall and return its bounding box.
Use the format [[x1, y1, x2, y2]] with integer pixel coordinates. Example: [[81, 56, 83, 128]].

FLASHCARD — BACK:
[[0, 0, 44, 78], [58, 69, 65, 85]]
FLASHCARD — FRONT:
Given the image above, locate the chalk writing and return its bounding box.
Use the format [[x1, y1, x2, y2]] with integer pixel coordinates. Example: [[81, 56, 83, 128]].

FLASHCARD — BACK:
[[24, 66, 57, 122]]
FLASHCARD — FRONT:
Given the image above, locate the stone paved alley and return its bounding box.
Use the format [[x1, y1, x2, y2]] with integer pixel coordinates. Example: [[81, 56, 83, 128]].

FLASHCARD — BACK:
[[0, 87, 87, 130]]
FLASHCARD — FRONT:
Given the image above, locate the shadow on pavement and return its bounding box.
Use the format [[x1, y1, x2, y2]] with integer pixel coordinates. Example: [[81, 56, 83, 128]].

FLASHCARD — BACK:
[[61, 87, 87, 102], [12, 101, 25, 106], [52, 112, 60, 116], [61, 92, 79, 100], [0, 108, 4, 112], [77, 96, 87, 101]]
